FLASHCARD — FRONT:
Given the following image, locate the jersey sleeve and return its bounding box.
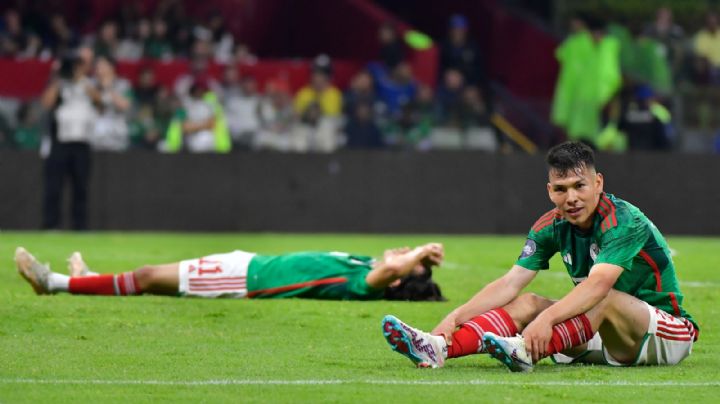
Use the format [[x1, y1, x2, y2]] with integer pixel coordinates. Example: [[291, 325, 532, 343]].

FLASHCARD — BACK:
[[595, 218, 649, 270], [345, 273, 384, 300], [515, 224, 558, 271]]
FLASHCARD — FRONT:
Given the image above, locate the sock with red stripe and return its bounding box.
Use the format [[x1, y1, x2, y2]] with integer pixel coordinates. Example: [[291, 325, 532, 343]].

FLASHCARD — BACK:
[[545, 314, 594, 356], [447, 308, 518, 358], [68, 272, 141, 295]]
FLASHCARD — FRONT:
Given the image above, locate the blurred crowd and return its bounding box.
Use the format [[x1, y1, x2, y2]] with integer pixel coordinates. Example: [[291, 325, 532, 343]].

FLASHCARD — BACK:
[[0, 3, 499, 154], [552, 6, 720, 152]]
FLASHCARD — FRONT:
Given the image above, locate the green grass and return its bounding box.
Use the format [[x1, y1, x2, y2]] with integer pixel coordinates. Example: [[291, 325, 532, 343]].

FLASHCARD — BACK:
[[1, 232, 719, 403]]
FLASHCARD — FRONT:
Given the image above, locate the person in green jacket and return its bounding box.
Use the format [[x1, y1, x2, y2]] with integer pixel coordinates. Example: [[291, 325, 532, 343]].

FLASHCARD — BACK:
[[552, 15, 621, 147]]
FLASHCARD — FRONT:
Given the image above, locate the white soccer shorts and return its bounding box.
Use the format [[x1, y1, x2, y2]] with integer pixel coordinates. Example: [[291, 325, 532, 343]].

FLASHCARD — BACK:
[[552, 302, 695, 366], [178, 250, 256, 298]]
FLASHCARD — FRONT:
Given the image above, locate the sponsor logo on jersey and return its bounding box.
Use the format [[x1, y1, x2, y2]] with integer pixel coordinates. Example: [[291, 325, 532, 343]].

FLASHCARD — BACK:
[[519, 239, 536, 259], [590, 243, 600, 261], [571, 276, 587, 284]]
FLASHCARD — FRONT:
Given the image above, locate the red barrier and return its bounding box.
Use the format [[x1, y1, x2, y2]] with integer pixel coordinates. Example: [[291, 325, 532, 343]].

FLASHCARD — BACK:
[[0, 58, 365, 99]]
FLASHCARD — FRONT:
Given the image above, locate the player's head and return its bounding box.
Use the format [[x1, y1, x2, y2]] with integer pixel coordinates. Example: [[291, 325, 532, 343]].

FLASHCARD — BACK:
[[546, 141, 604, 230], [383, 265, 445, 301]]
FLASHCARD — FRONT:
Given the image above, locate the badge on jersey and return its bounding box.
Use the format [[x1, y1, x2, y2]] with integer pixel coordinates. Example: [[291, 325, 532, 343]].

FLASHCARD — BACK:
[[519, 239, 536, 259], [589, 243, 600, 261]]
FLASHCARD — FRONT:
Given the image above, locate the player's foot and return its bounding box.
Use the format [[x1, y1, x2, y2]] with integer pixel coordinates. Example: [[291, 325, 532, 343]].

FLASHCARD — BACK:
[[15, 247, 52, 295], [482, 332, 533, 372], [381, 315, 446, 368], [67, 252, 89, 277]]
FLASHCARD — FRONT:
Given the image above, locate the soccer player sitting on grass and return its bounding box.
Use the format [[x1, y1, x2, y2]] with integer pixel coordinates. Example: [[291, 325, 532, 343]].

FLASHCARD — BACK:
[[15, 243, 444, 301], [382, 141, 698, 371]]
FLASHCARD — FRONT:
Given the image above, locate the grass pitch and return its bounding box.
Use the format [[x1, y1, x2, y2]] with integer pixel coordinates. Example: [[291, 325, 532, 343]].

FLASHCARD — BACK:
[[1, 232, 718, 403]]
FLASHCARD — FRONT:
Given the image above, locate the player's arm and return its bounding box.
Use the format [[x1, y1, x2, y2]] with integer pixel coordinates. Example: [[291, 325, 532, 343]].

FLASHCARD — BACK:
[[182, 117, 216, 133], [522, 263, 623, 362], [432, 265, 537, 339], [41, 80, 60, 110], [365, 242, 444, 289], [537, 263, 622, 324]]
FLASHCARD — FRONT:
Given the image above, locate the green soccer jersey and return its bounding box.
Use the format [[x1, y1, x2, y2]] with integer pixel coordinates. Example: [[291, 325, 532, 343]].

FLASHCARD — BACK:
[[516, 193, 697, 329], [246, 251, 385, 300]]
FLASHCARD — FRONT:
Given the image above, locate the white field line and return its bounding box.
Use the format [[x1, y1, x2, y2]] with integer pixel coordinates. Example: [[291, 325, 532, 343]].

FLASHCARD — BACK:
[[680, 281, 720, 288], [0, 378, 718, 387]]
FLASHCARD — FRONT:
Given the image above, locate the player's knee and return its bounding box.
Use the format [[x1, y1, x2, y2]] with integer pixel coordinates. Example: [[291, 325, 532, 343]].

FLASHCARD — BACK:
[[505, 293, 553, 326], [133, 266, 157, 289]]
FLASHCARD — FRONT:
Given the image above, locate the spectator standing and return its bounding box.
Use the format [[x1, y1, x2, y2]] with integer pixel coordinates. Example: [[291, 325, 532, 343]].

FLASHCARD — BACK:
[[40, 49, 100, 230], [144, 19, 173, 60], [130, 66, 171, 149], [378, 22, 405, 70], [293, 56, 343, 151], [618, 85, 672, 151], [458, 85, 492, 131], [344, 103, 384, 149], [384, 84, 435, 150], [436, 68, 465, 126], [439, 14, 488, 87], [368, 61, 417, 119], [173, 40, 220, 98], [552, 15, 621, 148], [344, 70, 381, 120], [221, 66, 260, 148], [294, 57, 343, 119], [643, 7, 686, 83], [93, 21, 120, 60], [116, 18, 151, 61], [207, 11, 235, 64], [0, 8, 27, 57], [46, 13, 77, 57], [694, 12, 720, 83], [91, 56, 132, 151], [254, 80, 296, 151]]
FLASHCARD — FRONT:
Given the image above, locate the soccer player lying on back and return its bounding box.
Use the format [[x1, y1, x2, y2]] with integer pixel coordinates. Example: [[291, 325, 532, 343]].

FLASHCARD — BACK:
[[15, 243, 445, 301], [382, 141, 698, 371]]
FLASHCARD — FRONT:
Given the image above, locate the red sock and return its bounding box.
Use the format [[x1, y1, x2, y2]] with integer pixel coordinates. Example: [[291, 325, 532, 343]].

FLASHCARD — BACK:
[[545, 314, 594, 356], [448, 308, 518, 358], [68, 272, 141, 296]]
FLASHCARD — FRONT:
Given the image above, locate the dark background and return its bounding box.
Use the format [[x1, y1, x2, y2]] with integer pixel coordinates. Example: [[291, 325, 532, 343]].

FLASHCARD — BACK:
[[2, 151, 716, 234]]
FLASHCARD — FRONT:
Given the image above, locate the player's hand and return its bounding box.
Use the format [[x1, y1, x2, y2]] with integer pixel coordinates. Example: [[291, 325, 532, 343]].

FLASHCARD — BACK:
[[420, 243, 444, 267], [383, 247, 411, 261], [431, 316, 456, 345], [521, 315, 553, 363]]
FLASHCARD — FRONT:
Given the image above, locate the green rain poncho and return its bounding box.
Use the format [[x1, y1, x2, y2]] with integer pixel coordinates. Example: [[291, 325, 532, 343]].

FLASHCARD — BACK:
[[552, 31, 621, 143]]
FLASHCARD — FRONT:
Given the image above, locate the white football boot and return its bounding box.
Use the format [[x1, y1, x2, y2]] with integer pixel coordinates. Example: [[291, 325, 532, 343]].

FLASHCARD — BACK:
[[15, 247, 52, 295], [482, 332, 534, 372], [382, 315, 447, 368], [67, 252, 90, 277]]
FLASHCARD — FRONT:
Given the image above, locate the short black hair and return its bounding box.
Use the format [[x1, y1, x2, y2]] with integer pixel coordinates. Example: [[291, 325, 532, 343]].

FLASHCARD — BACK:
[[546, 141, 595, 176], [384, 266, 445, 302]]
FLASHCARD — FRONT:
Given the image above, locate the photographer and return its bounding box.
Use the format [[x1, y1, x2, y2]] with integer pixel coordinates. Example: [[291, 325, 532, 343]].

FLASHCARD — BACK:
[[40, 49, 100, 230], [91, 56, 132, 151]]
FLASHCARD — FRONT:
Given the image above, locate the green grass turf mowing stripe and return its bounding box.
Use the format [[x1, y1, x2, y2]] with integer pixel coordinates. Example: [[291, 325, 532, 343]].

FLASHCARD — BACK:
[[2, 378, 720, 387], [1, 232, 718, 402]]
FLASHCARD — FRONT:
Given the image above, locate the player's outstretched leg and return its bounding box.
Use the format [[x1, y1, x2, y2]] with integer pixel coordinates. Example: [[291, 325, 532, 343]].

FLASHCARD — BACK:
[[482, 332, 533, 372], [381, 315, 447, 368], [15, 247, 52, 295]]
